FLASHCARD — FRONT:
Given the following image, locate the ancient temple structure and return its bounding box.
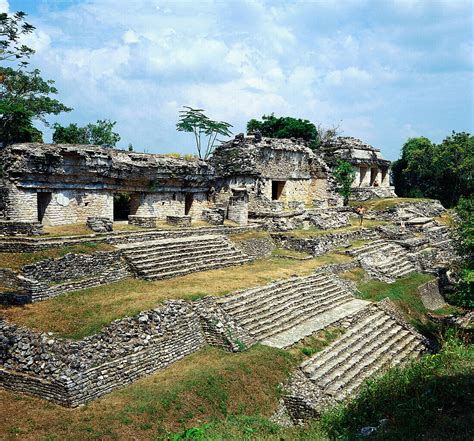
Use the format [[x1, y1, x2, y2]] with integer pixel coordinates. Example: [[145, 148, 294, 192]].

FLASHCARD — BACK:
[[0, 135, 395, 226], [320, 137, 396, 199]]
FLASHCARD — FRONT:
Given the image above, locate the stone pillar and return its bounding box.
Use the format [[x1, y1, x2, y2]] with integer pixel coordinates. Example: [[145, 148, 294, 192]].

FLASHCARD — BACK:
[[227, 188, 249, 226]]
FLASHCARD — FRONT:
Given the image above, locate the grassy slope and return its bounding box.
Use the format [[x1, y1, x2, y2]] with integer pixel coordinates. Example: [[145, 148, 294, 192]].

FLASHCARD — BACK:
[[349, 197, 433, 211], [0, 327, 342, 441], [1, 253, 351, 339]]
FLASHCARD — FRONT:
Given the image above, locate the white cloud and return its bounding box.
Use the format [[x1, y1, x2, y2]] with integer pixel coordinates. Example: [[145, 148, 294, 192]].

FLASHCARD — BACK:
[[0, 0, 9, 13], [11, 0, 472, 159]]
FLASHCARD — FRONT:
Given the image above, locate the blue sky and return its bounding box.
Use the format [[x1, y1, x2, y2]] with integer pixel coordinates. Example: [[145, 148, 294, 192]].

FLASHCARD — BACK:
[[2, 0, 473, 159]]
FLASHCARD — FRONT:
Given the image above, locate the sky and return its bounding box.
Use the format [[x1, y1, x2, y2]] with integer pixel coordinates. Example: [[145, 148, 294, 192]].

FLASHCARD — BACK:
[[2, 0, 473, 159]]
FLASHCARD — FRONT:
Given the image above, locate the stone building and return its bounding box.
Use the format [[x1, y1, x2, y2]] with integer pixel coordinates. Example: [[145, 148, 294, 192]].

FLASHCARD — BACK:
[[320, 137, 397, 200], [211, 134, 337, 211], [0, 135, 395, 227], [0, 143, 213, 226]]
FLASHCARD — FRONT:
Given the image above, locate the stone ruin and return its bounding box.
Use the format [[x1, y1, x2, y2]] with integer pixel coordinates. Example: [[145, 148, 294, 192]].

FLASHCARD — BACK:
[[0, 135, 395, 229], [0, 134, 464, 425]]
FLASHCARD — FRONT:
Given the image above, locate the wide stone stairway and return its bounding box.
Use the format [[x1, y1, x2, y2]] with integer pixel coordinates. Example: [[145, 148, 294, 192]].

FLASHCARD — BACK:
[[216, 272, 369, 348], [299, 306, 427, 402], [118, 234, 252, 280], [350, 239, 419, 280]]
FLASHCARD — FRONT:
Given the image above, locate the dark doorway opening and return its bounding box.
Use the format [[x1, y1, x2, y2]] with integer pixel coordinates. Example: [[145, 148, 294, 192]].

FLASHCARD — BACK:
[[185, 193, 193, 215], [370, 168, 378, 186], [113, 193, 131, 221], [272, 181, 286, 200], [37, 192, 52, 223]]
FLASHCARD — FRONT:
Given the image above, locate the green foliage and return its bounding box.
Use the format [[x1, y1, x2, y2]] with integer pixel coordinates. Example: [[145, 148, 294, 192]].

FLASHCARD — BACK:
[[333, 160, 355, 206], [176, 106, 232, 160], [0, 11, 71, 146], [246, 113, 319, 149], [448, 196, 474, 308], [319, 334, 474, 440], [0, 101, 42, 144], [52, 119, 120, 146], [392, 132, 473, 207], [128, 143, 133, 151], [0, 11, 35, 64]]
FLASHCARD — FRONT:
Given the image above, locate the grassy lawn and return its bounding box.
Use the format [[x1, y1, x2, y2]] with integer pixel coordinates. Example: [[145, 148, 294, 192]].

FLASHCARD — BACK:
[[349, 197, 433, 211], [228, 230, 271, 242], [271, 248, 312, 259], [1, 253, 352, 339], [0, 345, 295, 440], [341, 268, 435, 327], [0, 243, 115, 271]]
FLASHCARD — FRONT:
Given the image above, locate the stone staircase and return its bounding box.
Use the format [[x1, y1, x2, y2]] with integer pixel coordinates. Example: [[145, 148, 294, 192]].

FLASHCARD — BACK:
[[350, 239, 419, 281], [216, 272, 369, 348], [118, 234, 252, 280], [299, 306, 427, 402]]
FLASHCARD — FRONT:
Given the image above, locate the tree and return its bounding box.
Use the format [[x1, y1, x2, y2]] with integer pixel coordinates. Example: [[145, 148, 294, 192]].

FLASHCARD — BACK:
[[52, 120, 120, 146], [0, 11, 71, 146], [247, 114, 319, 149], [448, 196, 474, 308], [176, 106, 232, 160], [333, 160, 355, 206], [0, 101, 42, 144], [392, 132, 473, 207], [0, 11, 35, 64]]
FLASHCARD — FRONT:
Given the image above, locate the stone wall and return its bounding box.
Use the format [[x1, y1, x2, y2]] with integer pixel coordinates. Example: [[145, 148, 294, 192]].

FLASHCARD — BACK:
[[231, 236, 276, 258], [0, 298, 257, 406], [0, 301, 205, 406], [0, 221, 44, 236], [0, 225, 260, 252], [0, 252, 132, 303], [272, 228, 379, 256]]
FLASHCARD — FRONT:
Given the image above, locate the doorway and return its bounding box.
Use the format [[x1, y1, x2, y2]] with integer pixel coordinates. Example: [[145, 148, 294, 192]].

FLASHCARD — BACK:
[[113, 193, 132, 221], [184, 193, 194, 215], [37, 192, 52, 223], [370, 168, 378, 186], [272, 181, 285, 200]]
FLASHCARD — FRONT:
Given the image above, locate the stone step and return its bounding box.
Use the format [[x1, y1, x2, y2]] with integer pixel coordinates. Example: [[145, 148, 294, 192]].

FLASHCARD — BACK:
[[139, 253, 248, 276], [262, 299, 370, 348], [131, 244, 236, 268], [121, 236, 228, 256], [350, 241, 394, 256], [303, 311, 390, 377], [334, 336, 422, 400], [301, 310, 387, 370], [238, 285, 347, 328], [218, 277, 330, 316], [218, 272, 329, 309], [222, 275, 334, 318], [141, 256, 253, 280], [250, 292, 354, 341], [317, 325, 407, 388]]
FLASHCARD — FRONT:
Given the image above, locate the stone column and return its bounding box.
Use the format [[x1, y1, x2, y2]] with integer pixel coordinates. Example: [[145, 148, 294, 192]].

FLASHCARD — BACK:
[[227, 188, 249, 226]]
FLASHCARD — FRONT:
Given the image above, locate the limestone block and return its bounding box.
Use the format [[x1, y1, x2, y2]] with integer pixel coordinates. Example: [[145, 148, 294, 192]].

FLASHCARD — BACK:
[[166, 215, 191, 227]]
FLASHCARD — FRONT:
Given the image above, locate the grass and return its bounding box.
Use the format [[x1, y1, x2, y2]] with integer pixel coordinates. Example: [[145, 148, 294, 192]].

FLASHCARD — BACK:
[[0, 345, 296, 440], [349, 197, 433, 211], [341, 269, 436, 329], [228, 230, 271, 242], [317, 333, 474, 441], [0, 242, 115, 271], [288, 327, 345, 360], [271, 248, 312, 259], [1, 337, 470, 441], [1, 253, 352, 339]]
